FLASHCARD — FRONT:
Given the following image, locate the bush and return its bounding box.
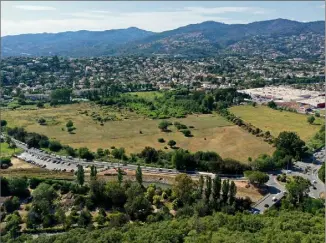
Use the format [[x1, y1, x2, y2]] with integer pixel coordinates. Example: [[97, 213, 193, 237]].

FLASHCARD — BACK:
[[158, 138, 165, 143], [168, 140, 176, 148], [49, 140, 62, 152], [0, 157, 11, 166], [38, 118, 46, 125], [180, 129, 192, 137]]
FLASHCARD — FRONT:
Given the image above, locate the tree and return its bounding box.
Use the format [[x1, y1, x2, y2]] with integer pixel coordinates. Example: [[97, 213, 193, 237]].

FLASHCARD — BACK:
[[125, 183, 151, 221], [202, 95, 214, 111], [78, 209, 92, 228], [97, 148, 104, 157], [267, 100, 277, 109], [66, 120, 74, 128], [139, 147, 158, 163], [244, 171, 269, 186], [136, 165, 143, 185], [37, 101, 44, 108], [172, 149, 196, 171], [275, 131, 306, 160], [76, 165, 85, 186], [307, 115, 315, 125], [173, 174, 195, 204], [5, 213, 21, 238], [228, 181, 237, 204], [212, 175, 221, 202], [106, 181, 127, 208], [38, 118, 46, 125], [4, 196, 20, 213], [50, 88, 71, 104], [168, 140, 176, 148], [286, 176, 311, 205], [198, 175, 204, 197], [1, 120, 7, 127], [55, 207, 66, 225], [111, 147, 126, 160], [117, 167, 123, 185], [204, 176, 212, 201], [78, 147, 94, 161], [250, 154, 275, 172], [221, 179, 229, 203], [181, 129, 192, 137], [8, 177, 29, 198], [49, 140, 62, 152], [90, 165, 97, 180], [158, 120, 172, 132]]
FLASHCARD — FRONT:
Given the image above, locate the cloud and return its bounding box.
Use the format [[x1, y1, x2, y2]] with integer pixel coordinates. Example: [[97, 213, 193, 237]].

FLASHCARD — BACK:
[[90, 10, 112, 14], [67, 12, 107, 19], [14, 5, 57, 11], [185, 6, 266, 15], [2, 6, 267, 36]]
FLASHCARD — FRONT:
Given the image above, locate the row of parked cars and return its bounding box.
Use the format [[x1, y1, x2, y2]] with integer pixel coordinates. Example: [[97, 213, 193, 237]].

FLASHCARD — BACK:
[[20, 153, 75, 173]]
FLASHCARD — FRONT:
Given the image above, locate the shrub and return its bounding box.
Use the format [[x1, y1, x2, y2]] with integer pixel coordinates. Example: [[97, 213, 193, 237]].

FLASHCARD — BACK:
[[158, 138, 165, 143], [180, 129, 192, 137], [49, 140, 62, 152]]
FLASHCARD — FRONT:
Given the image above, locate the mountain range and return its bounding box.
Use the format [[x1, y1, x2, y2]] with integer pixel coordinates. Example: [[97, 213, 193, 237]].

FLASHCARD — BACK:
[[1, 19, 324, 57]]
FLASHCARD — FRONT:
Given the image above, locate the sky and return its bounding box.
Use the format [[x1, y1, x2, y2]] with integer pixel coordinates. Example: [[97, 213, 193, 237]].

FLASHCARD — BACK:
[[1, 1, 324, 36]]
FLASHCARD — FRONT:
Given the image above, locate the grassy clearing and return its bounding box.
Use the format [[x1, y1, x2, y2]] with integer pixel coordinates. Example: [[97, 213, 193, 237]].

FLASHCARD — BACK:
[[2, 103, 273, 161], [129, 91, 164, 101], [1, 142, 23, 157], [230, 105, 324, 141]]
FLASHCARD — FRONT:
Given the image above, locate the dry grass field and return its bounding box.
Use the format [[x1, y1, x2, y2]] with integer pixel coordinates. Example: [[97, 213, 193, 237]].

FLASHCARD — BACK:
[[2, 103, 274, 161], [230, 105, 324, 141]]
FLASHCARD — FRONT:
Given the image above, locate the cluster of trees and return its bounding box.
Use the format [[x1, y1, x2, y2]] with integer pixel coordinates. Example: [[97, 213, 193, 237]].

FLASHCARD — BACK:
[[50, 88, 72, 106], [7, 205, 325, 243], [248, 131, 307, 172], [310, 125, 325, 150], [96, 88, 249, 120], [0, 170, 252, 240]]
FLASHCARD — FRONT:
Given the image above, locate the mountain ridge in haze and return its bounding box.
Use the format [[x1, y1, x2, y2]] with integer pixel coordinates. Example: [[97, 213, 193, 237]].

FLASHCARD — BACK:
[[1, 19, 324, 57]]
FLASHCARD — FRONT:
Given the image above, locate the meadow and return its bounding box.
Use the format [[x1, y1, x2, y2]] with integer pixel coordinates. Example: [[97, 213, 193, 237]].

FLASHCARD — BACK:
[[230, 105, 324, 142], [1, 103, 273, 161], [0, 142, 23, 157]]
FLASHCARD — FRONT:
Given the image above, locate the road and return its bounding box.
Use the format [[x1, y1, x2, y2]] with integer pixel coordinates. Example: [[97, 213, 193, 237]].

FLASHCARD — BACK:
[[252, 147, 325, 213], [4, 134, 325, 214]]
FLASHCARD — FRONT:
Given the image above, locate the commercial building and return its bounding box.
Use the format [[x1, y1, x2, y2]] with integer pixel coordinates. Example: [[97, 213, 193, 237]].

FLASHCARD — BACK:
[[239, 86, 325, 109]]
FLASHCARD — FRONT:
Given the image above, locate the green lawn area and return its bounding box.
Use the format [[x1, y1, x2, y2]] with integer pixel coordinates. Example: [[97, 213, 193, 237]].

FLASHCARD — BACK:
[[229, 105, 324, 141], [129, 91, 164, 101], [2, 103, 274, 162], [1, 142, 23, 157]]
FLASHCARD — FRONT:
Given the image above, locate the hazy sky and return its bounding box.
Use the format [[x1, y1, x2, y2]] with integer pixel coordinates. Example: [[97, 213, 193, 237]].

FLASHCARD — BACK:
[[1, 1, 324, 36]]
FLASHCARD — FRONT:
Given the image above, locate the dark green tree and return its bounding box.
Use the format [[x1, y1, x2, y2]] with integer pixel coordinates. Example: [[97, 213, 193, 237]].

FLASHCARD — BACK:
[[307, 115, 315, 125], [136, 165, 143, 185], [198, 175, 204, 197], [76, 165, 85, 186], [212, 175, 221, 202], [117, 167, 123, 185], [204, 176, 212, 201], [228, 181, 237, 205], [275, 131, 306, 160], [90, 165, 97, 180], [221, 179, 230, 203]]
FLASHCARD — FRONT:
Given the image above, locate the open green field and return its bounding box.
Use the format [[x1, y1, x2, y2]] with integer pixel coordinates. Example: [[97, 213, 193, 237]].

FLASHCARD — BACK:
[[2, 103, 274, 161], [230, 105, 324, 141], [1, 142, 23, 157], [129, 91, 164, 100]]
